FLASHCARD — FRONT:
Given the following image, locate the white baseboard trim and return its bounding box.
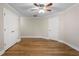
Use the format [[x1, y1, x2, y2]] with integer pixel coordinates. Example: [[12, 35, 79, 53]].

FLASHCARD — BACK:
[[50, 38, 79, 51], [4, 39, 21, 51], [60, 41, 79, 51], [66, 43, 79, 51], [0, 39, 21, 56], [0, 50, 5, 56], [21, 36, 41, 38], [16, 39, 21, 43], [1, 39, 22, 55], [42, 37, 50, 39], [21, 36, 49, 39]]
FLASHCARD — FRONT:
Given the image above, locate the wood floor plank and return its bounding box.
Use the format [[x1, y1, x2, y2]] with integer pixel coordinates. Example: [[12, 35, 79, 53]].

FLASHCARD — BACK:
[[2, 38, 79, 56]]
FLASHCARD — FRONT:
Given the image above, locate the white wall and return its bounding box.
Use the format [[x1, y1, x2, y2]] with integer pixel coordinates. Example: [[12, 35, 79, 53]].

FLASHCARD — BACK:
[[20, 17, 48, 38], [20, 16, 60, 40], [59, 4, 79, 51]]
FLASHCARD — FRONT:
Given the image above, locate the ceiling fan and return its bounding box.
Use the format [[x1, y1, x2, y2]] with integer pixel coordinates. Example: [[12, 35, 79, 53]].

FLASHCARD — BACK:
[[31, 3, 53, 13]]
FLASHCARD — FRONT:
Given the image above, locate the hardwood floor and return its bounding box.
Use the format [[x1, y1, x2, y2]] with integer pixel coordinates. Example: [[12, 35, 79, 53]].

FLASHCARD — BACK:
[[3, 38, 79, 56]]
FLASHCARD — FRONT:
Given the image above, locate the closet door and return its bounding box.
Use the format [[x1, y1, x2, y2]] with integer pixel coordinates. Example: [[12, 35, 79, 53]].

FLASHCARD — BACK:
[[4, 8, 19, 50], [48, 17, 59, 39]]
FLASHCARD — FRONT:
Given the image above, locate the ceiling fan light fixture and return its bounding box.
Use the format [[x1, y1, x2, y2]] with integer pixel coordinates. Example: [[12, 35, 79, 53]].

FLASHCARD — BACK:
[[33, 3, 53, 14], [39, 9, 45, 13]]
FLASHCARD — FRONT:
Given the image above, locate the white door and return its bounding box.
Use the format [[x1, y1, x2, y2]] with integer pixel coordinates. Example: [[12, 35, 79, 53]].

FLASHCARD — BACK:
[[4, 8, 19, 50], [48, 17, 59, 39]]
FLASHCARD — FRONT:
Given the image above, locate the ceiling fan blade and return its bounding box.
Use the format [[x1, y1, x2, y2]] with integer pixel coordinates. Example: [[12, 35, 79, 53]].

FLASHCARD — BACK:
[[44, 7, 52, 12], [47, 9, 52, 11], [46, 3, 53, 7], [34, 3, 39, 7]]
